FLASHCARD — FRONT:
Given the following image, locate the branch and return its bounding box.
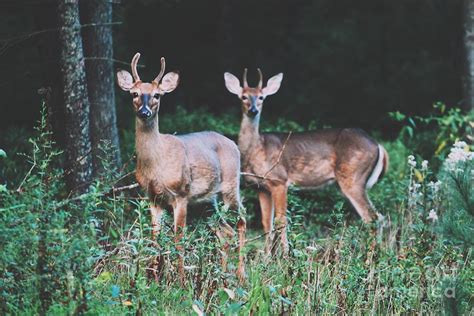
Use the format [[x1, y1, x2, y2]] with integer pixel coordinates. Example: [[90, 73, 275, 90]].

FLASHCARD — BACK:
[[240, 172, 283, 184], [111, 182, 139, 193], [84, 57, 146, 68], [54, 182, 141, 210], [240, 131, 292, 184], [263, 131, 292, 178], [0, 22, 122, 56]]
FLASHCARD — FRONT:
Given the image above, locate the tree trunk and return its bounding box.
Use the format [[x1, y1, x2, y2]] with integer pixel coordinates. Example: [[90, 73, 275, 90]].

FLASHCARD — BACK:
[[81, 0, 121, 174], [463, 0, 474, 111], [58, 0, 92, 193]]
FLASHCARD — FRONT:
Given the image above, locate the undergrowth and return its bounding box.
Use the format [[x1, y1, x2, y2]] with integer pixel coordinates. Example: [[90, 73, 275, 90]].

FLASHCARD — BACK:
[[0, 104, 473, 314]]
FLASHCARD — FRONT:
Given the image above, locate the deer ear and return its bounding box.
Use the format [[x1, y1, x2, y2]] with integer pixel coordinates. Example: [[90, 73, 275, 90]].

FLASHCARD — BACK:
[[117, 70, 134, 91], [224, 72, 242, 96], [159, 72, 179, 94], [262, 73, 283, 97]]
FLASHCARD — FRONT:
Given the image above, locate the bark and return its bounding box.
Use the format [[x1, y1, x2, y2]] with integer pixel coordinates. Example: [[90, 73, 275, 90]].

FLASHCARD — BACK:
[[81, 0, 121, 174], [463, 0, 474, 111], [58, 0, 93, 193]]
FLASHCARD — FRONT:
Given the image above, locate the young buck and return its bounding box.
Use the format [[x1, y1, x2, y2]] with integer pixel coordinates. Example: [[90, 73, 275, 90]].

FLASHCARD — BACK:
[[224, 69, 388, 254], [117, 53, 246, 282]]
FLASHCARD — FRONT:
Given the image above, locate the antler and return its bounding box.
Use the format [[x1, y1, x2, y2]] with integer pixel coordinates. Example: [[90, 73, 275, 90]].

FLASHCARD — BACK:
[[131, 53, 141, 82], [243, 68, 248, 88], [153, 57, 166, 84], [257, 68, 263, 89]]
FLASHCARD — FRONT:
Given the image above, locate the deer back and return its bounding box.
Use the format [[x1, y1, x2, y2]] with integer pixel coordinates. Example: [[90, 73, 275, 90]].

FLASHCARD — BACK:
[[242, 128, 379, 189]]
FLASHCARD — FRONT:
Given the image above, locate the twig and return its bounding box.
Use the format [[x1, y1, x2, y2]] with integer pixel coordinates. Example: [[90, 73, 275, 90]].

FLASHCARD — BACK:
[[0, 22, 122, 56], [84, 57, 145, 68], [113, 171, 135, 185], [53, 182, 141, 210], [16, 143, 37, 192], [263, 131, 292, 178], [0, 22, 122, 42], [240, 131, 293, 184], [112, 183, 139, 193], [240, 172, 282, 183]]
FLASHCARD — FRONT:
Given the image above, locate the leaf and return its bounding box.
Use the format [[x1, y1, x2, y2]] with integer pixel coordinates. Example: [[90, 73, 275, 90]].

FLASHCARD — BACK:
[[0, 149, 6, 158], [111, 284, 120, 298], [279, 296, 292, 305], [406, 126, 414, 138], [408, 117, 416, 128], [96, 271, 112, 283], [192, 304, 204, 316], [223, 288, 235, 300], [227, 302, 243, 313], [122, 300, 133, 306], [388, 111, 405, 121], [414, 169, 424, 182], [435, 140, 447, 156]]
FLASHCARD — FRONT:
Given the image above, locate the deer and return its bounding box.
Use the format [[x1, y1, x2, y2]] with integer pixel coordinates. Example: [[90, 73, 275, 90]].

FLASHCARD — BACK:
[[117, 53, 246, 283], [224, 69, 389, 255]]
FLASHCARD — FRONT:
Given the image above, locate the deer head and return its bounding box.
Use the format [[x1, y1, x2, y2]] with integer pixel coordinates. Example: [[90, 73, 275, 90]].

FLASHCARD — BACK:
[[224, 69, 283, 118], [117, 53, 179, 120]]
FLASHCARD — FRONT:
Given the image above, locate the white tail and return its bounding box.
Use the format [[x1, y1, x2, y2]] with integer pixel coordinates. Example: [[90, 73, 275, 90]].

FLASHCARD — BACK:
[[366, 144, 387, 188]]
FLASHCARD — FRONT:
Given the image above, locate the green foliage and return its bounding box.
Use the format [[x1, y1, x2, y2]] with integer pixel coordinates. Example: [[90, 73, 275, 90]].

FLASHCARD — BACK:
[[437, 143, 474, 248], [1, 106, 473, 314], [390, 103, 474, 166], [0, 105, 107, 314]]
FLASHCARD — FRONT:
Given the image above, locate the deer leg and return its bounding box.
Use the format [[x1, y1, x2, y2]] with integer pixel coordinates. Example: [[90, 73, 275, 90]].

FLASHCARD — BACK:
[[215, 220, 235, 275], [149, 204, 164, 281], [173, 198, 188, 284], [271, 185, 289, 256], [222, 189, 246, 282], [150, 204, 164, 238], [338, 181, 376, 223], [258, 190, 274, 254], [236, 217, 246, 283]]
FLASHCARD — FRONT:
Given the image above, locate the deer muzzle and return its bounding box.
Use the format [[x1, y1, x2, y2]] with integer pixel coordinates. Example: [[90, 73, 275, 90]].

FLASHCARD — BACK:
[[137, 94, 153, 119]]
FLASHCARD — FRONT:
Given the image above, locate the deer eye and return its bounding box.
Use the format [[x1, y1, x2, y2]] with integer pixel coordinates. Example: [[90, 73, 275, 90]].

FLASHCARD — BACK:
[[153, 93, 160, 99], [132, 92, 139, 98], [242, 95, 248, 101]]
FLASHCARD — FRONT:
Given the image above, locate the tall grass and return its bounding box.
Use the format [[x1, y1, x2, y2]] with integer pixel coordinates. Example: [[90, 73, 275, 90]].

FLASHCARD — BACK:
[[0, 105, 472, 314]]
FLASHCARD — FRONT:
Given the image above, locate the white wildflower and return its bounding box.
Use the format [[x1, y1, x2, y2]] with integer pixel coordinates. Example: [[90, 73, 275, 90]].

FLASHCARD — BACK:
[[427, 209, 438, 222], [428, 180, 442, 194], [454, 141, 467, 148], [427, 209, 439, 222], [306, 246, 318, 252], [421, 160, 429, 171], [445, 141, 473, 171], [408, 155, 417, 168]]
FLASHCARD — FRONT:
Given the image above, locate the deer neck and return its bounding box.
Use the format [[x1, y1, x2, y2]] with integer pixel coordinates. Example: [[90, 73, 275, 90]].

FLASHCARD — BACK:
[[135, 116, 166, 165], [238, 114, 261, 156]]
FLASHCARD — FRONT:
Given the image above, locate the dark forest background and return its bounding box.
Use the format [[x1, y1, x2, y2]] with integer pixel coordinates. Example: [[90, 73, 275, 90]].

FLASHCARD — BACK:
[[1, 2, 473, 314], [0, 0, 466, 137]]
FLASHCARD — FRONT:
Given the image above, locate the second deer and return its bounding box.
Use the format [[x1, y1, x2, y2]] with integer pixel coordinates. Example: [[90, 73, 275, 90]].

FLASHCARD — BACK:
[[117, 53, 246, 282], [224, 69, 388, 255]]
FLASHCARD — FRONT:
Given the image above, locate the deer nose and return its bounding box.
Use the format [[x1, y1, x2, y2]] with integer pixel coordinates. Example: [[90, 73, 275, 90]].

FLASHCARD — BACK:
[[137, 107, 152, 119], [248, 106, 259, 117]]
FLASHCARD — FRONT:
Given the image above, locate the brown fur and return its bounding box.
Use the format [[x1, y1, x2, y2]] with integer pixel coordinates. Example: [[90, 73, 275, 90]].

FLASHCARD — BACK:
[[118, 54, 246, 282], [224, 69, 388, 255]]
